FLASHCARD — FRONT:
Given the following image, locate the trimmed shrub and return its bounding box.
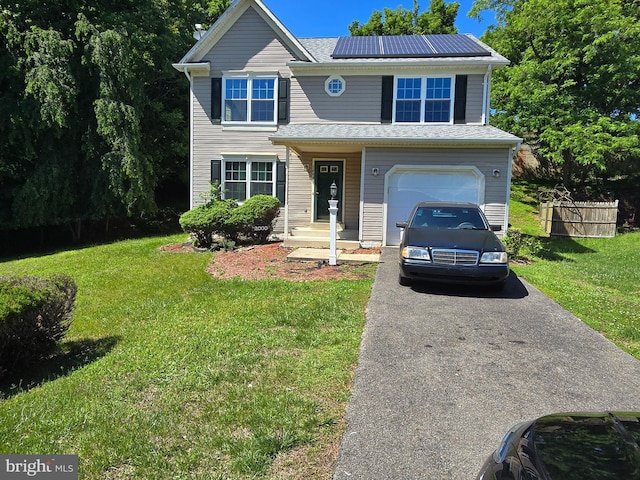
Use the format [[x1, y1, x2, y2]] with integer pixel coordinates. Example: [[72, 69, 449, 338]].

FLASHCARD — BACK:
[[180, 195, 280, 247], [179, 199, 237, 248], [503, 229, 543, 261], [0, 274, 77, 378], [228, 195, 281, 242]]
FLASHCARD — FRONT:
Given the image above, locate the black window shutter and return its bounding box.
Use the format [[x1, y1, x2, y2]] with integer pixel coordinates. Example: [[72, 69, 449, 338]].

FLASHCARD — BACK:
[[211, 78, 222, 123], [381, 76, 394, 123], [211, 160, 222, 185], [278, 78, 290, 125], [276, 161, 286, 205], [454, 75, 467, 124]]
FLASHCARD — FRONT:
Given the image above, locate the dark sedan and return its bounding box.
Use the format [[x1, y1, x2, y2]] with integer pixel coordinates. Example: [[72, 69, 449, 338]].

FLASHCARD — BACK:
[[477, 412, 640, 480], [396, 202, 509, 287]]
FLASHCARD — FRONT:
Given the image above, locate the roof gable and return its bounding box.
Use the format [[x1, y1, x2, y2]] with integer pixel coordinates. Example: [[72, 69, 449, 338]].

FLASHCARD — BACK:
[[177, 0, 315, 64]]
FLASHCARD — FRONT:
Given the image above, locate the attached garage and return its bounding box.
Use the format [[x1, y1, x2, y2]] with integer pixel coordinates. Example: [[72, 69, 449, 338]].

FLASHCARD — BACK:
[[385, 166, 486, 246]]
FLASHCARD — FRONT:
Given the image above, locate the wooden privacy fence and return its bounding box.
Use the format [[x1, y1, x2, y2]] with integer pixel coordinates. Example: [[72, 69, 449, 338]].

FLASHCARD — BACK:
[[539, 200, 619, 238]]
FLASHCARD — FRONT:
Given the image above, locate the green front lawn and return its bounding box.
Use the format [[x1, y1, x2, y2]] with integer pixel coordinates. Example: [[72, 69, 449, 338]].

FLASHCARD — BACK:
[[0, 235, 373, 478], [509, 182, 640, 358], [510, 233, 640, 357]]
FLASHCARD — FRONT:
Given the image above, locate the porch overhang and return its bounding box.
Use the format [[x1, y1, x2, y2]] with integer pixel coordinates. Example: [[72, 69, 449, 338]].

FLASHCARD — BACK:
[[270, 124, 522, 155]]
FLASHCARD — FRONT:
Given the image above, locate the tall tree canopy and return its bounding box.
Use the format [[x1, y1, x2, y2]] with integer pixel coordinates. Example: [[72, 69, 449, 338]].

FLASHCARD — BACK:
[[349, 0, 459, 36], [475, 0, 640, 183], [0, 0, 229, 235]]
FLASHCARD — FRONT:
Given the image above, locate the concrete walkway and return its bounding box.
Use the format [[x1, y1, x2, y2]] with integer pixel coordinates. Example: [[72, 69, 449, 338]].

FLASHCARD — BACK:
[[286, 247, 380, 264], [333, 247, 640, 479]]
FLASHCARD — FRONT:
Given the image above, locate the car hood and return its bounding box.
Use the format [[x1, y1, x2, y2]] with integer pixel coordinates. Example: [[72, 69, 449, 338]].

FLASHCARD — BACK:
[[403, 228, 504, 252], [531, 412, 640, 479]]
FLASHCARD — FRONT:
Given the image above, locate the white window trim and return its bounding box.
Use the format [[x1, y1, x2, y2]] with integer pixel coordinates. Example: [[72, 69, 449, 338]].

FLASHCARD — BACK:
[[325, 75, 346, 97], [220, 154, 278, 202], [222, 73, 279, 126], [392, 75, 455, 124]]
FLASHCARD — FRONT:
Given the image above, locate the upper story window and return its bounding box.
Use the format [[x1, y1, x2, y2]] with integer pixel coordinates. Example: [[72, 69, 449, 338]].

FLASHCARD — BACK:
[[325, 75, 345, 96], [394, 76, 453, 123], [223, 74, 277, 124]]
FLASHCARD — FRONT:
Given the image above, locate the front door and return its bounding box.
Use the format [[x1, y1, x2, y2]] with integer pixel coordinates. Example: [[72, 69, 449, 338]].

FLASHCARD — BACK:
[[314, 160, 343, 222]]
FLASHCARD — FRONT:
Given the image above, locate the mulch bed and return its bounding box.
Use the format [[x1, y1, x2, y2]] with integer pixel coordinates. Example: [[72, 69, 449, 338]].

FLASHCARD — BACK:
[[160, 241, 379, 281]]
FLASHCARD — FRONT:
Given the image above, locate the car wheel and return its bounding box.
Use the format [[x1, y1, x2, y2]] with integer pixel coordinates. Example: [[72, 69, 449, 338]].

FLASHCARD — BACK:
[[398, 274, 412, 286]]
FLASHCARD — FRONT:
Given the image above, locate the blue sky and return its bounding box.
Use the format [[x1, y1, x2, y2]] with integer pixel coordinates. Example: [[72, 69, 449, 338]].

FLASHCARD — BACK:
[[262, 0, 496, 39]]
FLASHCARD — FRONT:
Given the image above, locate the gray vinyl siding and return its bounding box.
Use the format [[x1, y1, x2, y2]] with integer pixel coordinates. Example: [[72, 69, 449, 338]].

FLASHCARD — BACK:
[[190, 5, 297, 233], [291, 76, 381, 123], [465, 74, 485, 124], [361, 147, 511, 243], [202, 6, 297, 75], [286, 155, 313, 229], [192, 75, 290, 205], [191, 75, 213, 206], [286, 153, 361, 231], [342, 153, 361, 229], [290, 74, 486, 125]]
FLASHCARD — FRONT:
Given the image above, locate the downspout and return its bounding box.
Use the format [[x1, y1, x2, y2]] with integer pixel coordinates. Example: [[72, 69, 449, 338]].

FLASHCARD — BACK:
[[481, 64, 492, 125], [183, 67, 195, 209], [359, 147, 366, 246]]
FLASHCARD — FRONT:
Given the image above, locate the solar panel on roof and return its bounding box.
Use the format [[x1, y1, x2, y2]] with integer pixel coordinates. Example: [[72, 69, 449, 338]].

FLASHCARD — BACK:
[[423, 35, 491, 57], [332, 36, 381, 58], [331, 34, 491, 59], [381, 36, 435, 57]]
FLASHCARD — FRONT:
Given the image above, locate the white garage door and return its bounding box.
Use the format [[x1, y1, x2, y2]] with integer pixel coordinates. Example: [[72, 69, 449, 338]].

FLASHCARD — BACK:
[[386, 167, 483, 245]]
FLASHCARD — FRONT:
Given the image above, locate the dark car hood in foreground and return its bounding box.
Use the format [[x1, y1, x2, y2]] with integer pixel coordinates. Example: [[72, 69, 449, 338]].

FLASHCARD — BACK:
[[531, 412, 640, 479], [403, 228, 504, 252]]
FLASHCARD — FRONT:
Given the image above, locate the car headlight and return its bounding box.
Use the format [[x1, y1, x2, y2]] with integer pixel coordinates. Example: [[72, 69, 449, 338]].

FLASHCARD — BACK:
[[480, 251, 508, 264], [401, 246, 431, 261]]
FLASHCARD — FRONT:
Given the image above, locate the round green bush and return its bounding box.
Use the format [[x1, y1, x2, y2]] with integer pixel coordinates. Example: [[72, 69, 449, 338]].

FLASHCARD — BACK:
[[228, 195, 281, 242], [0, 274, 77, 378], [179, 199, 237, 248]]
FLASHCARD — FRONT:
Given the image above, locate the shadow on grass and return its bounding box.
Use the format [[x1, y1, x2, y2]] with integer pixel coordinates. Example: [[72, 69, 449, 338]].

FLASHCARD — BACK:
[[536, 236, 597, 262], [0, 336, 119, 399]]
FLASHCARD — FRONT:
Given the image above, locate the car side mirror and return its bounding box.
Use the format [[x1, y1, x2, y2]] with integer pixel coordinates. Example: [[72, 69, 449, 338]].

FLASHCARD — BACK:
[[396, 221, 407, 229], [490, 224, 502, 232]]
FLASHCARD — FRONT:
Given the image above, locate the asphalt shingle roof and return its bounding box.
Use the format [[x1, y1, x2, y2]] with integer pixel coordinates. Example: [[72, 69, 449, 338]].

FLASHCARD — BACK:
[[297, 36, 509, 65], [271, 124, 521, 145]]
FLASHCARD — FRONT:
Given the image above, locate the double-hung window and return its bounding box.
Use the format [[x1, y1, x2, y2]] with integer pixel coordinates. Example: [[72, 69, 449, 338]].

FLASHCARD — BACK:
[[223, 74, 277, 124], [394, 76, 453, 123], [223, 157, 276, 201]]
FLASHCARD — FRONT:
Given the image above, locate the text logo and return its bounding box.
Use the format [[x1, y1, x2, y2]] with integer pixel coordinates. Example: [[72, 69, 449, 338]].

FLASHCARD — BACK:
[[1, 455, 78, 479]]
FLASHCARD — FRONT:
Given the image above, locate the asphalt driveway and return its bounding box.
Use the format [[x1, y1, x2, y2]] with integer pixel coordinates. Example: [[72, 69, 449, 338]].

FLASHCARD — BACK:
[[333, 247, 640, 479]]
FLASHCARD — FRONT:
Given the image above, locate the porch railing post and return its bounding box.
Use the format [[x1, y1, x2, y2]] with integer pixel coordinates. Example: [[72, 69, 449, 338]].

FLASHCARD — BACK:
[[328, 199, 338, 266]]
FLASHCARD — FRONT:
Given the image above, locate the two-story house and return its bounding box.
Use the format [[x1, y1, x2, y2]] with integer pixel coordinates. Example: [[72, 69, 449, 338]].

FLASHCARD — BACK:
[[173, 0, 521, 247]]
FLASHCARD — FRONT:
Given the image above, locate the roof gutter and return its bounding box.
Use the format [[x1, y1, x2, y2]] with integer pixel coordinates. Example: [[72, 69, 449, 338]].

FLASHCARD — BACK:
[[288, 59, 507, 76], [172, 62, 211, 77], [270, 136, 521, 148]]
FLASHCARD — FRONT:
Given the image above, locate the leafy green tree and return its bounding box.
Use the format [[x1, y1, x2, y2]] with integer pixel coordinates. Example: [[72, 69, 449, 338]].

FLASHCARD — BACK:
[[474, 0, 640, 183], [349, 0, 459, 36], [0, 0, 229, 237]]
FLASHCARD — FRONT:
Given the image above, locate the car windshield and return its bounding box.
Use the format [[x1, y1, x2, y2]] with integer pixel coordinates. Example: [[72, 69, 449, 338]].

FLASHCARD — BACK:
[[409, 206, 487, 230]]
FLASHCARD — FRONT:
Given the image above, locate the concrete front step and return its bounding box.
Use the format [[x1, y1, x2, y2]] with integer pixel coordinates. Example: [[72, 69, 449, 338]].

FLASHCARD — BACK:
[[285, 224, 358, 248], [290, 225, 345, 239]]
